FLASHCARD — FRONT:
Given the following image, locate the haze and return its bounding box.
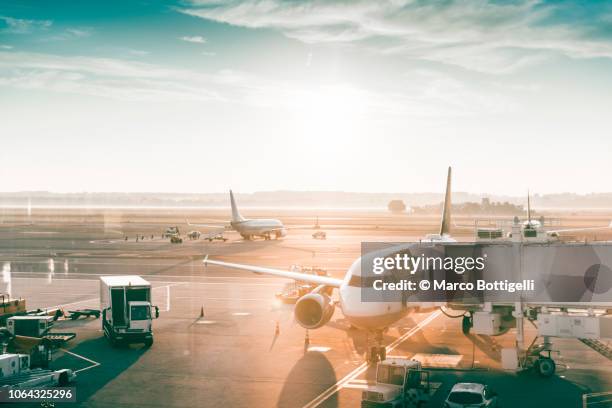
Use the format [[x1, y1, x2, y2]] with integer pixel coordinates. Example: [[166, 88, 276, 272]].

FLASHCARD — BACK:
[[1, 1, 611, 195]]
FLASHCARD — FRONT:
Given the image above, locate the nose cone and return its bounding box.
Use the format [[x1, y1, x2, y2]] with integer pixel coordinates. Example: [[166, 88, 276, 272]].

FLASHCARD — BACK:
[[339, 258, 405, 331]]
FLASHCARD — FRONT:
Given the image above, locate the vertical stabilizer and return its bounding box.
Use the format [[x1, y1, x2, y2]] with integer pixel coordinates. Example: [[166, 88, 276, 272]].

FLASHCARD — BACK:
[[229, 190, 245, 223], [439, 167, 452, 236], [527, 189, 532, 222]]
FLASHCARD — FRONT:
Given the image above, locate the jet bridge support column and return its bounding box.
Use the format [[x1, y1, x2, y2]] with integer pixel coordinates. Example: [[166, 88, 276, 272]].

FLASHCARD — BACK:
[[513, 301, 525, 350]]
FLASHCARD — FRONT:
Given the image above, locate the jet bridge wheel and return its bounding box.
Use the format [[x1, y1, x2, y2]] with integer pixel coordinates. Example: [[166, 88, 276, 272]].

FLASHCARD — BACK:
[[535, 357, 556, 377]]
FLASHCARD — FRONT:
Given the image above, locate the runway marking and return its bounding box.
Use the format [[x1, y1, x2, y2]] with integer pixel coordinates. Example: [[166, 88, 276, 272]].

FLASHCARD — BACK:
[[10, 273, 294, 285], [3, 261, 347, 272], [232, 312, 252, 316], [302, 310, 441, 408], [175, 296, 271, 302], [151, 282, 186, 312], [40, 282, 184, 313], [343, 382, 369, 390], [13, 277, 102, 282], [196, 320, 217, 325], [60, 348, 101, 373], [307, 346, 331, 353]]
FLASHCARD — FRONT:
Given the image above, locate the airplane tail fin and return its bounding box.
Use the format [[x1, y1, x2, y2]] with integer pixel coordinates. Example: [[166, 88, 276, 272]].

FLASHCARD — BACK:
[[527, 189, 532, 222], [229, 190, 245, 222], [439, 166, 452, 236]]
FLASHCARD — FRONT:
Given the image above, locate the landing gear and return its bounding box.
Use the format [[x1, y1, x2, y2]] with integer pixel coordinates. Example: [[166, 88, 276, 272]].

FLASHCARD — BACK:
[[521, 337, 558, 377], [368, 347, 387, 363], [378, 346, 386, 361], [535, 356, 556, 377], [462, 313, 472, 335], [367, 332, 387, 364]]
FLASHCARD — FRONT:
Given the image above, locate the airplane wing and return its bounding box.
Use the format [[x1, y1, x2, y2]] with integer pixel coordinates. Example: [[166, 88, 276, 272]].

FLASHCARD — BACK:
[[548, 222, 612, 235], [204, 258, 343, 287], [186, 219, 232, 230], [452, 222, 477, 230]]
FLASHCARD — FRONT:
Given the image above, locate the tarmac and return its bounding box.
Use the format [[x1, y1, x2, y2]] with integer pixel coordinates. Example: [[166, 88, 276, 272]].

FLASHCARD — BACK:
[[0, 208, 611, 407]]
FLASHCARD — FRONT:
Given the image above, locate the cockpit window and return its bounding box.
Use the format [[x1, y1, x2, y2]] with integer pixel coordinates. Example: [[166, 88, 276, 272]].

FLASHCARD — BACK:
[[377, 365, 405, 386], [351, 249, 415, 287]]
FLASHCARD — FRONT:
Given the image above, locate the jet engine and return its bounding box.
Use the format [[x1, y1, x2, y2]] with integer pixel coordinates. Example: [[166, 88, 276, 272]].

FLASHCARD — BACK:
[[294, 292, 335, 329]]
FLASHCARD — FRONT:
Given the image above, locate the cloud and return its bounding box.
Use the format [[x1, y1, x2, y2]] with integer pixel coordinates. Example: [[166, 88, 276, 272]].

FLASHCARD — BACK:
[[44, 27, 93, 41], [65, 28, 91, 38], [179, 0, 612, 73], [0, 50, 510, 116], [0, 51, 225, 102], [129, 49, 150, 56], [0, 15, 52, 34], [0, 45, 13, 50], [180, 35, 207, 44]]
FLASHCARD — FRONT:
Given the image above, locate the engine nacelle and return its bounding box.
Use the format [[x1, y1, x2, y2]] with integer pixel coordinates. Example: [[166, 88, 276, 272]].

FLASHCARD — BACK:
[[294, 292, 335, 329]]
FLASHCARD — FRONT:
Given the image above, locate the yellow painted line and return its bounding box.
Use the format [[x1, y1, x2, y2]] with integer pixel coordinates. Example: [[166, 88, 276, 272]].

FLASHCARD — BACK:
[[302, 310, 441, 408]]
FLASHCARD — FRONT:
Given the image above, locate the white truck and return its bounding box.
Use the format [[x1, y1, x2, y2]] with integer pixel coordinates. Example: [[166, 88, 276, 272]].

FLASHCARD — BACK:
[[361, 358, 430, 408], [100, 276, 159, 347]]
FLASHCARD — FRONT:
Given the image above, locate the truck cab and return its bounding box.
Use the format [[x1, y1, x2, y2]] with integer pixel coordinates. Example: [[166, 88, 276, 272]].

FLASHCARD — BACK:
[[128, 301, 155, 332], [362, 357, 430, 408]]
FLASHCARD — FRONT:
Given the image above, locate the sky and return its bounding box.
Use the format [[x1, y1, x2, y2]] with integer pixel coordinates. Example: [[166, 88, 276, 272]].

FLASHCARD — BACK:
[[1, 0, 612, 195]]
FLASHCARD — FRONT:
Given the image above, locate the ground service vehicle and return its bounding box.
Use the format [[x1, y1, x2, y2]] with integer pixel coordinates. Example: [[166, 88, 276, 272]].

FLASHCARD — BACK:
[[444, 383, 498, 408], [100, 276, 159, 347], [361, 357, 430, 408], [0, 353, 75, 387], [312, 231, 327, 240]]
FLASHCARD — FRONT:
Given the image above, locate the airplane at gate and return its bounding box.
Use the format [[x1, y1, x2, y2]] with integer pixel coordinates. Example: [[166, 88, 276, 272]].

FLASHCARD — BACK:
[[205, 168, 612, 370]]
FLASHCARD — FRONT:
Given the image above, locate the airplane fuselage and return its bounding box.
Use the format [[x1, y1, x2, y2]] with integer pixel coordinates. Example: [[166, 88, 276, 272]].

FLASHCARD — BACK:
[[230, 218, 286, 239], [336, 237, 456, 332]]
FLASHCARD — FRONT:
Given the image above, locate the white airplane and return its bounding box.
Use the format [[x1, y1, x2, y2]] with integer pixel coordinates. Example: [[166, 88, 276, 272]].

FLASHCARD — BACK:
[[189, 190, 286, 241], [207, 171, 612, 373], [205, 168, 456, 362]]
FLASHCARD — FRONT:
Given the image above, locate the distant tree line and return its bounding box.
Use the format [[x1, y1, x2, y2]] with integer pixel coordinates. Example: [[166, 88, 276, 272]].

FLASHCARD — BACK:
[[412, 198, 525, 215]]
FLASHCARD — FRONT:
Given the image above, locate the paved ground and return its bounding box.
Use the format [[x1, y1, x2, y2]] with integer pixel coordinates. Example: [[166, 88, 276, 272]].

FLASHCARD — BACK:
[[0, 208, 611, 407]]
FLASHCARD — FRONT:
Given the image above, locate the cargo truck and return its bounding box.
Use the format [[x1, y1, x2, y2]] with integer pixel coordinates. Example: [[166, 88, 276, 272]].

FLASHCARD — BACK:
[[361, 357, 430, 408], [100, 276, 159, 347]]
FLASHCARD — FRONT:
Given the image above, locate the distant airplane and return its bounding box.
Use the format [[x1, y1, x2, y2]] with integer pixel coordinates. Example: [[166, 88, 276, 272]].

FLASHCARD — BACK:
[[189, 190, 286, 240], [519, 190, 612, 240]]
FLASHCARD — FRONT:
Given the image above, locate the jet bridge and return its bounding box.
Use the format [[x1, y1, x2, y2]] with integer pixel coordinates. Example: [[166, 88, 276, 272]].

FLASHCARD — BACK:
[[441, 240, 612, 376]]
